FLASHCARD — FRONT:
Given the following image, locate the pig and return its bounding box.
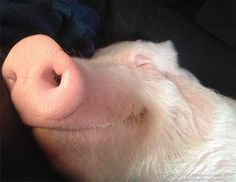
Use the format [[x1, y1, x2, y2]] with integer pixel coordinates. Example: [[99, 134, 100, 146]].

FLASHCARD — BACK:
[[2, 34, 236, 181]]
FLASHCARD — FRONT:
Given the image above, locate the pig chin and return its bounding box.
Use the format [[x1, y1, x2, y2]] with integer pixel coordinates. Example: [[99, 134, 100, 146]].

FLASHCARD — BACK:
[[32, 107, 151, 180]]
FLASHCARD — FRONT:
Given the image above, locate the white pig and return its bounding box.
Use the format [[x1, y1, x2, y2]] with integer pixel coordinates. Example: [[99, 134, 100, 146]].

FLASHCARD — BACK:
[[2, 35, 236, 181]]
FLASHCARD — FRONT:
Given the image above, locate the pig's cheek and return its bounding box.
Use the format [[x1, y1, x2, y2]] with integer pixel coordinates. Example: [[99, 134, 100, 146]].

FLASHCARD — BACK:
[[164, 73, 220, 137]]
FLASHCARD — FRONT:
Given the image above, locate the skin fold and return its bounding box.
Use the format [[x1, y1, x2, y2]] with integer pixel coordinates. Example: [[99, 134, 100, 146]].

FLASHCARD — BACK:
[[2, 35, 236, 181]]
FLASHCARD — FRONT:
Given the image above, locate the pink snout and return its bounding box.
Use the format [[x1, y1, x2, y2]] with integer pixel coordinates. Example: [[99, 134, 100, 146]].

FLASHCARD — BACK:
[[2, 35, 84, 128], [2, 35, 137, 130]]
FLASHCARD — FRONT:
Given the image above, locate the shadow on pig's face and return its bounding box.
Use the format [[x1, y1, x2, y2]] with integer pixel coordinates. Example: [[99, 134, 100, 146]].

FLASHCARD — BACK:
[[0, 74, 66, 181]]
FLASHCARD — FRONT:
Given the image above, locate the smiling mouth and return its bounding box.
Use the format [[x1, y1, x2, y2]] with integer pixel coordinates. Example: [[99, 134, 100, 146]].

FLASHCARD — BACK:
[[80, 107, 148, 131], [39, 107, 148, 132]]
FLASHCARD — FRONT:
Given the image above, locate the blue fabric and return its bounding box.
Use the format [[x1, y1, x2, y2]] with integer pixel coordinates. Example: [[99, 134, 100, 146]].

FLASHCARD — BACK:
[[0, 0, 100, 62]]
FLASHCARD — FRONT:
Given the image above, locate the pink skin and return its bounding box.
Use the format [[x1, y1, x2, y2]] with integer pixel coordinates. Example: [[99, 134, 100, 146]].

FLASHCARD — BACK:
[[2, 35, 235, 181], [2, 35, 140, 131]]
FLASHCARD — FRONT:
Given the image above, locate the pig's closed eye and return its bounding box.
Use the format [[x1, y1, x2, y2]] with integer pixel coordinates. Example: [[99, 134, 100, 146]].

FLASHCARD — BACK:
[[132, 54, 160, 74], [133, 54, 151, 67]]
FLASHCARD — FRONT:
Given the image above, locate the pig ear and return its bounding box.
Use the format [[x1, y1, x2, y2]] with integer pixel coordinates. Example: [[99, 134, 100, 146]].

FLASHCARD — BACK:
[[152, 40, 179, 72]]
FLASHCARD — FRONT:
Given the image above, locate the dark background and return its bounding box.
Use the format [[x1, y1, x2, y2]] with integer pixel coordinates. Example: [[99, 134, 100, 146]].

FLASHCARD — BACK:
[[1, 0, 236, 181]]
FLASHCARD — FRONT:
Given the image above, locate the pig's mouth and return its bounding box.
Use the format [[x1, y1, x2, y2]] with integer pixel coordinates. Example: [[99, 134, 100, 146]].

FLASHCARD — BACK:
[[41, 107, 148, 132], [78, 107, 148, 132]]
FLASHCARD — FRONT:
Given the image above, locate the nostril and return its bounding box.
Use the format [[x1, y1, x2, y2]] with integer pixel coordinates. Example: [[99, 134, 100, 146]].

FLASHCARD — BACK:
[[53, 72, 62, 86], [41, 69, 63, 89], [4, 70, 17, 90]]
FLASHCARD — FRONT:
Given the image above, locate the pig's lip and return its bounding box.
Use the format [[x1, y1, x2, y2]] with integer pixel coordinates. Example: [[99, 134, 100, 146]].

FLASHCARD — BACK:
[[79, 107, 147, 132], [38, 107, 148, 132]]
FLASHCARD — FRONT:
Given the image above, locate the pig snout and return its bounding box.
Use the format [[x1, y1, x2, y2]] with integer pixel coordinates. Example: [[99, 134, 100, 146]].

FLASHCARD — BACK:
[[2, 34, 139, 130], [2, 35, 84, 128]]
